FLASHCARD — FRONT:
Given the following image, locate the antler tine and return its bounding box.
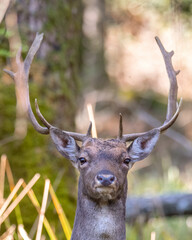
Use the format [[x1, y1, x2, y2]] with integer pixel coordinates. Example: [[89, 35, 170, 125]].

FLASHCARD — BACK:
[[3, 69, 15, 79], [4, 33, 49, 134], [118, 113, 123, 139], [35, 99, 52, 129], [122, 98, 182, 142], [24, 33, 44, 79], [4, 33, 87, 141], [22, 33, 49, 134], [159, 98, 182, 132], [122, 37, 181, 142], [35, 98, 87, 142], [155, 36, 179, 122], [86, 122, 92, 137]]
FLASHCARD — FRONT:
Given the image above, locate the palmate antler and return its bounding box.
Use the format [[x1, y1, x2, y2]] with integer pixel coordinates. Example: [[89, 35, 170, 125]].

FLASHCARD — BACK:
[[4, 33, 181, 143], [119, 36, 182, 142]]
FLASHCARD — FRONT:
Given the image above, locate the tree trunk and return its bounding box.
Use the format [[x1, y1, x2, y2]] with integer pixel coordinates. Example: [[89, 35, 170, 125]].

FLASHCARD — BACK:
[[1, 0, 83, 231], [126, 193, 192, 224]]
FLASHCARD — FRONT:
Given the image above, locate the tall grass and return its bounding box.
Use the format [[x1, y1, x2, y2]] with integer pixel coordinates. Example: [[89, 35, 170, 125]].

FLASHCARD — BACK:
[[0, 154, 71, 240]]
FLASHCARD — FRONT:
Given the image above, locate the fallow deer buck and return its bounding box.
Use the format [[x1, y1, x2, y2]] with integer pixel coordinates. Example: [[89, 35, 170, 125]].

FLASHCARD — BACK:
[[5, 33, 181, 240]]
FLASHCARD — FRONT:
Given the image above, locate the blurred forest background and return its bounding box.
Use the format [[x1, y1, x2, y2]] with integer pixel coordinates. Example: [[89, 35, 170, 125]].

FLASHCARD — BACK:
[[1, 0, 192, 239]]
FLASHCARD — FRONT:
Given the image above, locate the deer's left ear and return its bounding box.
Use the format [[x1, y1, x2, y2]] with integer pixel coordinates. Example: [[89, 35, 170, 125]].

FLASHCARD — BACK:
[[127, 129, 160, 162]]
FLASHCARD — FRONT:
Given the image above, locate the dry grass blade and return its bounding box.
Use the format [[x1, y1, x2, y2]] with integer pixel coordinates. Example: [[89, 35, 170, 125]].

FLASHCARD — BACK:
[[49, 184, 72, 240], [0, 179, 24, 217], [18, 224, 31, 240], [151, 231, 156, 240], [22, 182, 57, 240], [0, 155, 7, 205], [2, 236, 14, 240], [5, 157, 15, 192], [36, 179, 50, 240], [87, 103, 97, 138], [0, 174, 40, 225], [0, 224, 16, 240], [5, 155, 23, 224]]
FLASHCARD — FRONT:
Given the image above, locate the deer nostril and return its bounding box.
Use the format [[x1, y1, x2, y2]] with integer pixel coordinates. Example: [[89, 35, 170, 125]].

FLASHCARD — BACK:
[[97, 175, 103, 182], [109, 176, 115, 182], [96, 171, 116, 186]]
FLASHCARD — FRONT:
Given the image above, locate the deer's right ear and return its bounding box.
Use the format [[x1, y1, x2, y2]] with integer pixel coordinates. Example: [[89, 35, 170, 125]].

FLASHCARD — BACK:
[[50, 128, 80, 168]]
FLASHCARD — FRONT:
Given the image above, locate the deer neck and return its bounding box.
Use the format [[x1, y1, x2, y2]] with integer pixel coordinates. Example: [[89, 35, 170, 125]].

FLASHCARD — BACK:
[[71, 177, 127, 240]]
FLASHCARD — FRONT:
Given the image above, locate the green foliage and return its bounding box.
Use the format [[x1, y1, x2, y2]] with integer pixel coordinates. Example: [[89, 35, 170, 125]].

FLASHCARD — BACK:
[[126, 150, 192, 240], [0, 24, 10, 62], [126, 217, 192, 240], [0, 49, 10, 57], [0, 79, 77, 235], [150, 0, 192, 16]]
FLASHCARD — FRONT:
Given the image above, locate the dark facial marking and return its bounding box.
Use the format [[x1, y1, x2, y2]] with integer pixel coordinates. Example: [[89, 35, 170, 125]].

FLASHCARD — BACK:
[[140, 139, 147, 149]]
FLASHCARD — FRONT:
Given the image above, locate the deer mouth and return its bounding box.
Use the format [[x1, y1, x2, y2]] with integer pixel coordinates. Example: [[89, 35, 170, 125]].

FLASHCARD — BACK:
[[96, 186, 114, 191], [94, 184, 117, 197], [89, 172, 119, 200], [94, 186, 118, 200]]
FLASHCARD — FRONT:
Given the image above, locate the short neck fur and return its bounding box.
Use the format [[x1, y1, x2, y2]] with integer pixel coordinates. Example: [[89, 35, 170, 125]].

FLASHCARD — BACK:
[[71, 177, 127, 240]]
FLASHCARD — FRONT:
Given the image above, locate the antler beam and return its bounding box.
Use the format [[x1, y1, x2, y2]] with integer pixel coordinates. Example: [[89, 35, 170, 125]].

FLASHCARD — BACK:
[[4, 33, 87, 142], [121, 37, 181, 142], [4, 33, 49, 134]]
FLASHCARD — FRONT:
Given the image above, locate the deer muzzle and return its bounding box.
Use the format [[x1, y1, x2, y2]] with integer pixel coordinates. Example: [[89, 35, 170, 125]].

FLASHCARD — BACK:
[[95, 170, 117, 187]]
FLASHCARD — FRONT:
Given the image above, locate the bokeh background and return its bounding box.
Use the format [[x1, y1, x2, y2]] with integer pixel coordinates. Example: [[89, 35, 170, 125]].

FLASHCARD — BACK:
[[1, 0, 192, 239]]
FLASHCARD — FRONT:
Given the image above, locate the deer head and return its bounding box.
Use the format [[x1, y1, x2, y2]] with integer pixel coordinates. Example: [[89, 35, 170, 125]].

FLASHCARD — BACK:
[[5, 33, 181, 239], [49, 127, 162, 201]]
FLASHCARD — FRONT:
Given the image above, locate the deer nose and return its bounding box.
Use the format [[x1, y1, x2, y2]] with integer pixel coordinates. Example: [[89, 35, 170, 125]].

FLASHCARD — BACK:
[[96, 170, 116, 186]]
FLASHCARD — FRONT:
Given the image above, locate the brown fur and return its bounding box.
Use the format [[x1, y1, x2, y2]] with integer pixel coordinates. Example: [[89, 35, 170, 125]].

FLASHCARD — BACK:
[[50, 128, 160, 240]]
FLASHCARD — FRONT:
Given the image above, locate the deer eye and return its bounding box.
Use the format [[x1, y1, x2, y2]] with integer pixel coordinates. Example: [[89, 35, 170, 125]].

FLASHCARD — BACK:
[[123, 158, 131, 166], [78, 157, 87, 165]]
